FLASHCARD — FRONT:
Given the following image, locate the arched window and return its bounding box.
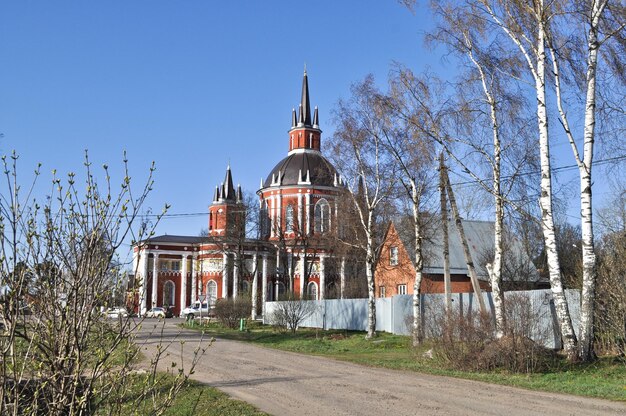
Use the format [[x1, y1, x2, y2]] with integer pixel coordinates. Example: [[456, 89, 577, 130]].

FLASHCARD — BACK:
[[241, 280, 250, 294], [285, 204, 294, 233], [207, 280, 218, 305], [163, 280, 175, 307], [307, 281, 318, 300], [314, 199, 330, 234]]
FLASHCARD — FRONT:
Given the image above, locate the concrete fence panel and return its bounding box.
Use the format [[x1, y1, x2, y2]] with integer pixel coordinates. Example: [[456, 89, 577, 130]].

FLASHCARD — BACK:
[[263, 289, 580, 348]]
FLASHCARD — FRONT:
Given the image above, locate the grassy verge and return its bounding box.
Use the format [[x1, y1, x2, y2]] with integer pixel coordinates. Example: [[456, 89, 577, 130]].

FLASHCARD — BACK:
[[161, 379, 268, 416], [183, 321, 626, 402], [100, 373, 267, 416]]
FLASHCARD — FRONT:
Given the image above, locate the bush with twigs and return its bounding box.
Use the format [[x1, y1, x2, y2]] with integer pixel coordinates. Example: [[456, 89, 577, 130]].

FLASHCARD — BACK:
[[214, 297, 251, 329], [426, 294, 556, 373], [270, 293, 318, 333]]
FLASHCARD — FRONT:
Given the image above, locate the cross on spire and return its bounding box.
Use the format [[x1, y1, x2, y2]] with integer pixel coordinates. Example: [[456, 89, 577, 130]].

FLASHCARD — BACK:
[[298, 67, 312, 126]]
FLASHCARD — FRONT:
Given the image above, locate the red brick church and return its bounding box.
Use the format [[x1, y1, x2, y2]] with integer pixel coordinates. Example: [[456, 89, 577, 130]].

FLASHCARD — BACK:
[[131, 71, 357, 317]]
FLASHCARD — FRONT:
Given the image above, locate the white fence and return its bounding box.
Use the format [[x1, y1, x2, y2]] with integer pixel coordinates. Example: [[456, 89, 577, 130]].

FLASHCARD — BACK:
[[264, 289, 581, 349]]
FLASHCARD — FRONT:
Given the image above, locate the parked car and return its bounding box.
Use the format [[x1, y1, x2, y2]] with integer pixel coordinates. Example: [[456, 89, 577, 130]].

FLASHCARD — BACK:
[[106, 307, 128, 319], [145, 307, 173, 319], [181, 301, 213, 319]]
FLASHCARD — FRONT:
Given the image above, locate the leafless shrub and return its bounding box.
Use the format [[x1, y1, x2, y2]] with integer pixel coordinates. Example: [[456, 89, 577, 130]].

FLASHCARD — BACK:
[[0, 152, 204, 415], [214, 297, 251, 329], [427, 294, 556, 373], [430, 309, 494, 370], [487, 294, 556, 373], [595, 232, 626, 356], [270, 293, 318, 333]]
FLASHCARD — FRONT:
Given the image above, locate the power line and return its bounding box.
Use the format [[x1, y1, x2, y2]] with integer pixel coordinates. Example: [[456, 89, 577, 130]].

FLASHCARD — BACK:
[[448, 154, 626, 188], [144, 154, 626, 220]]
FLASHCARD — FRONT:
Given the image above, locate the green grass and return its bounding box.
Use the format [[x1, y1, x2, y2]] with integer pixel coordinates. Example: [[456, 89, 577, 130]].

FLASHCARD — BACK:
[[98, 373, 267, 416], [161, 379, 268, 416], [184, 321, 626, 402]]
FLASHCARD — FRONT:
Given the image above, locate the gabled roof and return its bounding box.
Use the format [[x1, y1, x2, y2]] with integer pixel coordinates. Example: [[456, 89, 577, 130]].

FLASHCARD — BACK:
[[390, 218, 539, 283]]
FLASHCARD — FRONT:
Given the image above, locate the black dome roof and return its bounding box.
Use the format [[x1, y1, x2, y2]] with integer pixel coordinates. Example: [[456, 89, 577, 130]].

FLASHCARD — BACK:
[[263, 151, 338, 188]]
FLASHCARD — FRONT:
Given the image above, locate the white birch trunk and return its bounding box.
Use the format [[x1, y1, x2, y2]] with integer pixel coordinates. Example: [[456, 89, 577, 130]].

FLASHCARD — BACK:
[[535, 21, 578, 358], [577, 0, 605, 361], [365, 210, 377, 339], [489, 93, 506, 338], [233, 253, 239, 299], [261, 254, 268, 319], [251, 253, 258, 319], [467, 39, 506, 337], [490, 194, 505, 337], [482, 0, 582, 358], [410, 180, 424, 345]]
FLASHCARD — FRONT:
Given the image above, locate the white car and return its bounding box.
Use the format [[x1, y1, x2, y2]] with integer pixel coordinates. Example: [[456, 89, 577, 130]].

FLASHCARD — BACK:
[[106, 307, 128, 319], [145, 307, 173, 318], [182, 301, 212, 319]]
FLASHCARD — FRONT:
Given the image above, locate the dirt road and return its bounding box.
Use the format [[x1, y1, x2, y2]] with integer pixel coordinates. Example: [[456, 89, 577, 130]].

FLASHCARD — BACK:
[[136, 319, 625, 416]]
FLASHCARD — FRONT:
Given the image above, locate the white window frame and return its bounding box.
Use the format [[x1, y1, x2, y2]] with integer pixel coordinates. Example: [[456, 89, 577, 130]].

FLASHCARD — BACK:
[[314, 198, 330, 234], [285, 204, 294, 233], [307, 281, 318, 300], [390, 246, 398, 266], [379, 286, 386, 297], [397, 284, 407, 295]]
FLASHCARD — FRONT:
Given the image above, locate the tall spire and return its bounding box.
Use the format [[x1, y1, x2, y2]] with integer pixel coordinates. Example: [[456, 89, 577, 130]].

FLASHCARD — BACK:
[[288, 68, 322, 153], [223, 165, 235, 201], [300, 67, 311, 126]]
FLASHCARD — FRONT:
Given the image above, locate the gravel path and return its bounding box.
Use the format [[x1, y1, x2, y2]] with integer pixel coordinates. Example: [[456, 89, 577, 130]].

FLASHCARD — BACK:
[[136, 319, 626, 416]]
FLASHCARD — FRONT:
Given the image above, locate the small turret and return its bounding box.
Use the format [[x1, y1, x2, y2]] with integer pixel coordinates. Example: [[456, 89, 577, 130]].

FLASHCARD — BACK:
[[236, 184, 243, 203], [209, 164, 246, 237]]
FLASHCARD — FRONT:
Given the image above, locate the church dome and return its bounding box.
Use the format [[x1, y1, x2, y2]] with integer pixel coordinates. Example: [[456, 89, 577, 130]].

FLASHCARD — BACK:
[[263, 151, 338, 188]]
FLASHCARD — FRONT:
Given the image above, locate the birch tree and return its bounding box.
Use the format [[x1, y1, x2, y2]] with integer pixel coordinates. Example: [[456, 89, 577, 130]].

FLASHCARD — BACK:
[[408, 0, 570, 358], [461, 0, 625, 361], [377, 72, 437, 344], [380, 59, 534, 338], [329, 76, 396, 339], [543, 0, 625, 361], [461, 0, 579, 359]]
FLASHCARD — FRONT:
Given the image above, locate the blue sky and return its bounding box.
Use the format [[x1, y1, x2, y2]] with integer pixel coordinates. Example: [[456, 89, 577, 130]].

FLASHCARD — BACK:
[[0, 1, 445, 237], [0, 1, 619, 253]]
